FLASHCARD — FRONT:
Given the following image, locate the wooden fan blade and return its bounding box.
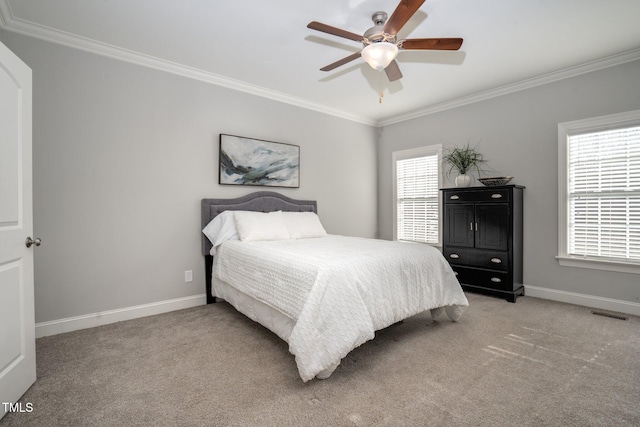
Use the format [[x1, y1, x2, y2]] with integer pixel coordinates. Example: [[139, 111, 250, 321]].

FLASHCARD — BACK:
[[385, 60, 403, 81], [383, 0, 426, 35], [320, 52, 362, 71], [307, 21, 363, 42], [401, 38, 463, 50]]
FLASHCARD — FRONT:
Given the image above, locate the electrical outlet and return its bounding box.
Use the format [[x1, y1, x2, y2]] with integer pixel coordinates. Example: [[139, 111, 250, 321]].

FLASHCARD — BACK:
[[184, 270, 193, 283]]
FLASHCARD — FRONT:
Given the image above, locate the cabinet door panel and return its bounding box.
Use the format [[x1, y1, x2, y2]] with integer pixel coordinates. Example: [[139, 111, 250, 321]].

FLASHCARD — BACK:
[[444, 204, 475, 247], [476, 204, 509, 250]]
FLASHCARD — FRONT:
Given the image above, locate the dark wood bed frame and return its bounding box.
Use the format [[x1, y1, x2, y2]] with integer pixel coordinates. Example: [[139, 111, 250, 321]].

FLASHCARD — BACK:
[[201, 191, 318, 304]]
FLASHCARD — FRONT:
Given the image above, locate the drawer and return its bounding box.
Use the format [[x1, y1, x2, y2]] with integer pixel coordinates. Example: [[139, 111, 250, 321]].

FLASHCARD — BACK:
[[443, 189, 510, 203], [443, 248, 509, 271], [450, 266, 511, 291]]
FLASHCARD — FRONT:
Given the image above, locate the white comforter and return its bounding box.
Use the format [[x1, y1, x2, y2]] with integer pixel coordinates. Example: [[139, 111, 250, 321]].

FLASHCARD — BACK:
[[213, 235, 468, 381]]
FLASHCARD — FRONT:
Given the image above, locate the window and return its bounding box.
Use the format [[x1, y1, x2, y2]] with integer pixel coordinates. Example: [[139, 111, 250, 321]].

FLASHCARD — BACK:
[[558, 110, 640, 273], [393, 145, 442, 245]]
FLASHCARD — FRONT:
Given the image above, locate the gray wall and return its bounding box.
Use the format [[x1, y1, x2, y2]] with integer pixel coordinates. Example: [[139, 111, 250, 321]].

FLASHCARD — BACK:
[[0, 32, 378, 323], [378, 59, 640, 304]]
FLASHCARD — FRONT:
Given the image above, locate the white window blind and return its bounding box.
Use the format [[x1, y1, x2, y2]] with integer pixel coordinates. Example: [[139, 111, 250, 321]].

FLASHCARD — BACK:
[[567, 125, 640, 263], [396, 154, 439, 244]]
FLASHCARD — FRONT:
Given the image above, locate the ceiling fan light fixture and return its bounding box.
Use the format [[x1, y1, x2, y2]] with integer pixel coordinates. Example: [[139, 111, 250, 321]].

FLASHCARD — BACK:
[[361, 42, 398, 71]]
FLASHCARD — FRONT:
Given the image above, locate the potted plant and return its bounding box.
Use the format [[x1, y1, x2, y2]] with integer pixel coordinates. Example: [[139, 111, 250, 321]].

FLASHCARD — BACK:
[[442, 143, 486, 187]]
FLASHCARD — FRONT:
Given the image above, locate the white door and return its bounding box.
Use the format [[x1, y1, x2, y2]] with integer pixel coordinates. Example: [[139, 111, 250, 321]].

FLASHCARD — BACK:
[[0, 40, 35, 420]]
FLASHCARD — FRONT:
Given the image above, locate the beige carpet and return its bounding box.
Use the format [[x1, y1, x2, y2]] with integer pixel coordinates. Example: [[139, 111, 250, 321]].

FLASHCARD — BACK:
[[2, 293, 639, 427]]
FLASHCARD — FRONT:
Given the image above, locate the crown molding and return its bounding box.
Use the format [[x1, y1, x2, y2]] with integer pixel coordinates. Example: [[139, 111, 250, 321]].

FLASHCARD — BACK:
[[0, 1, 376, 126], [378, 48, 640, 127], [0, 0, 12, 27]]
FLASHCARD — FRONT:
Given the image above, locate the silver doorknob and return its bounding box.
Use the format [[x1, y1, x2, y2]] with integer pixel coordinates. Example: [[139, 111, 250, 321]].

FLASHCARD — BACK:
[[25, 237, 41, 248]]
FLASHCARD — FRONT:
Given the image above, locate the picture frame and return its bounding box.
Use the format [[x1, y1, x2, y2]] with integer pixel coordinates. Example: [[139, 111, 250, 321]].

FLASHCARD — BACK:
[[219, 134, 300, 188]]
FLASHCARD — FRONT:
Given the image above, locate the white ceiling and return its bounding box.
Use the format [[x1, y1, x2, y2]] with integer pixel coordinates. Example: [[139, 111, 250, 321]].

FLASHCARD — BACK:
[[1, 0, 640, 126]]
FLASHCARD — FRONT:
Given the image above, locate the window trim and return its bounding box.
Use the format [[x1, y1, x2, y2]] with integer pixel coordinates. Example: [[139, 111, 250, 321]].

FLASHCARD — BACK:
[[557, 109, 640, 274], [392, 144, 442, 246]]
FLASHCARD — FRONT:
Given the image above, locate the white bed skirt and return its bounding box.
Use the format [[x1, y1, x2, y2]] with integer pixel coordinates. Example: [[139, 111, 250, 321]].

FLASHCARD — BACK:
[[211, 277, 463, 380], [212, 279, 340, 379], [213, 278, 296, 342]]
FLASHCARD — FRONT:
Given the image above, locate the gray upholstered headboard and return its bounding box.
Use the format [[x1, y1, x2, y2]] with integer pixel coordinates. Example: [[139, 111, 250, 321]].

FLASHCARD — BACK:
[[201, 191, 318, 256]]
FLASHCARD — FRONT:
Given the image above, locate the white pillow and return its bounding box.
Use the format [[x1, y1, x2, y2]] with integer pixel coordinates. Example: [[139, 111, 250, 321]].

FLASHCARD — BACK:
[[202, 210, 240, 254], [282, 211, 327, 239], [234, 211, 291, 242]]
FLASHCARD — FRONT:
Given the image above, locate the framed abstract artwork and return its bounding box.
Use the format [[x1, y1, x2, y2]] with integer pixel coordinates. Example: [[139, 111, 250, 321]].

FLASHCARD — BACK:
[[219, 134, 300, 188]]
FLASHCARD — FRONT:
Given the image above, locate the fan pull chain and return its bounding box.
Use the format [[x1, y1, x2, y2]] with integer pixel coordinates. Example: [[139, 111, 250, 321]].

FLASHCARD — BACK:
[[379, 91, 384, 103]]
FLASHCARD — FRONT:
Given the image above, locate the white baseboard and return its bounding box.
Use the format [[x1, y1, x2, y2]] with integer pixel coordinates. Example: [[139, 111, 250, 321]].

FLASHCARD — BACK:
[[525, 285, 640, 317], [35, 294, 207, 338], [34, 287, 638, 338]]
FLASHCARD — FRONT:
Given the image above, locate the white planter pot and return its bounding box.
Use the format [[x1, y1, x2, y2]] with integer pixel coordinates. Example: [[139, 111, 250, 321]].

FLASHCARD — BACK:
[[455, 174, 472, 187]]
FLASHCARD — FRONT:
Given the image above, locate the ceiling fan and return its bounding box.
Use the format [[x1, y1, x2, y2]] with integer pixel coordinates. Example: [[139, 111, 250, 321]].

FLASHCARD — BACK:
[[307, 0, 463, 82]]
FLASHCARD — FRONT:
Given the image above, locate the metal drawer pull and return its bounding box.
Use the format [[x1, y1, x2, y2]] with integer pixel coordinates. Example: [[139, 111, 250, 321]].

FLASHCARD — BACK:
[[490, 277, 502, 283], [490, 258, 502, 264], [491, 193, 503, 199], [449, 253, 460, 259], [450, 195, 460, 200]]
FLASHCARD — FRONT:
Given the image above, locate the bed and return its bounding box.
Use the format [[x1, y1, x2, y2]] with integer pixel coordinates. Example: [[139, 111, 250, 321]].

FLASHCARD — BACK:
[[201, 191, 468, 381]]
